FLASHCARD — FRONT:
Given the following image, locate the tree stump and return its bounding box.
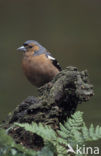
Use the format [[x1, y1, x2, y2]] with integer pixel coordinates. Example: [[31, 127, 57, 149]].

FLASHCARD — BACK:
[[4, 66, 94, 149]]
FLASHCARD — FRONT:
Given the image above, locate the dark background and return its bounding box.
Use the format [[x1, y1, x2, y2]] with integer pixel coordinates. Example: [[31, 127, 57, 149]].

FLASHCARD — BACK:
[[0, 0, 101, 144]]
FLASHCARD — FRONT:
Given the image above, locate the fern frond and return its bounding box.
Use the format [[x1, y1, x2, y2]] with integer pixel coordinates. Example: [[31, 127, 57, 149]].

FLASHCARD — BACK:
[[15, 111, 101, 156], [15, 122, 57, 144], [58, 111, 101, 149], [82, 124, 101, 142], [64, 111, 84, 132]]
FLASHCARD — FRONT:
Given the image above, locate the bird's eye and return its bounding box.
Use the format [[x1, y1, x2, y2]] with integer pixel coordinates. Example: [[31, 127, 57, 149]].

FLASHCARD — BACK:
[[29, 45, 33, 48], [23, 43, 28, 46]]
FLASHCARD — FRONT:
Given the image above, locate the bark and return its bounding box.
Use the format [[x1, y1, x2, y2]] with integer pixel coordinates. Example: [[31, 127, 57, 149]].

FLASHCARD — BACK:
[[4, 66, 94, 149]]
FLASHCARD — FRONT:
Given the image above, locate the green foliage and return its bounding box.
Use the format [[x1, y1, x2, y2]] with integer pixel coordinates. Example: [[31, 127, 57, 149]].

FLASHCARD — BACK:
[[0, 111, 101, 156], [16, 111, 101, 156], [0, 128, 55, 156], [0, 128, 39, 156], [37, 146, 54, 156], [15, 122, 57, 144]]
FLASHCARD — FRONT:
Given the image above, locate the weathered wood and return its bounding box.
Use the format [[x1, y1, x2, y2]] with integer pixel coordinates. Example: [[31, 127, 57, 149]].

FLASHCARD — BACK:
[[9, 66, 93, 127], [5, 66, 94, 149]]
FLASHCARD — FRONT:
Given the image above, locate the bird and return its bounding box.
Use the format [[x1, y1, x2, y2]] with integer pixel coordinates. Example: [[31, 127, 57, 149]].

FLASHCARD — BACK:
[[17, 40, 61, 87]]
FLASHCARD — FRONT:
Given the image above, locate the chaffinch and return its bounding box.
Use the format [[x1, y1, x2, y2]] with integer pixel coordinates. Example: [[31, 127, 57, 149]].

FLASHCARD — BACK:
[[17, 40, 61, 87]]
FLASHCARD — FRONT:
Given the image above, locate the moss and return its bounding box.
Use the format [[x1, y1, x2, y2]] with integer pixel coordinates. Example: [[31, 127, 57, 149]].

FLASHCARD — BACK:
[[2, 66, 94, 149]]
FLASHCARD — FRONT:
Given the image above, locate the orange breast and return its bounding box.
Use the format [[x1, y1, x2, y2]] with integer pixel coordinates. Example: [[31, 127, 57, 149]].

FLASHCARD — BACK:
[[22, 54, 59, 87]]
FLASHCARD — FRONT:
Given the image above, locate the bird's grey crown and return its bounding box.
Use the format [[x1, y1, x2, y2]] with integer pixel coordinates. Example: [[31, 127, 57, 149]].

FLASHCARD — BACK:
[[24, 40, 39, 45]]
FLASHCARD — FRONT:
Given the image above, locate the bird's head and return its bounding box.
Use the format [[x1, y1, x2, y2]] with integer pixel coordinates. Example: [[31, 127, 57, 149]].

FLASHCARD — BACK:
[[17, 40, 44, 53]]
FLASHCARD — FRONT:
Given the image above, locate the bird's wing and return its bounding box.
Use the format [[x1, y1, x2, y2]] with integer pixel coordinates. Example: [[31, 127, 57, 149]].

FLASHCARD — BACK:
[[46, 53, 62, 71]]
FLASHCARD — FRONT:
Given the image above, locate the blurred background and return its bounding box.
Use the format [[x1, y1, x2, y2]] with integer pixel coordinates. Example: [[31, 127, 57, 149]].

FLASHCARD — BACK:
[[0, 0, 100, 136]]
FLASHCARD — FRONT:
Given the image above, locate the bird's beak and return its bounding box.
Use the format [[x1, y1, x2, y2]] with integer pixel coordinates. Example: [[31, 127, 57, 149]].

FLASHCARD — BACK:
[[17, 46, 26, 52]]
